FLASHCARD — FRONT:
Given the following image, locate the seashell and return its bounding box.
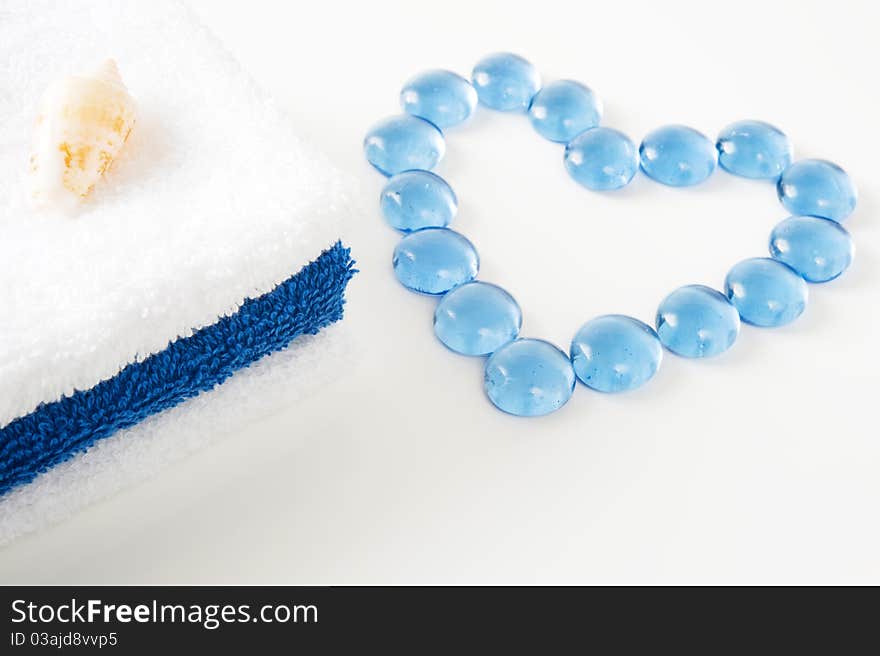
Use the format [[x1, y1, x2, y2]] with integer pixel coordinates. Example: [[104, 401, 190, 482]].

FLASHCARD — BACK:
[[28, 59, 137, 209]]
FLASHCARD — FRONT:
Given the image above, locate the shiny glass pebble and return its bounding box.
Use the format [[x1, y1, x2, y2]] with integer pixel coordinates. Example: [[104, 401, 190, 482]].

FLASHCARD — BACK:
[[471, 52, 541, 112], [528, 80, 602, 143], [564, 127, 639, 191], [716, 120, 792, 179], [380, 170, 457, 232], [777, 158, 857, 222], [434, 282, 521, 355], [400, 69, 478, 129], [364, 115, 445, 176], [570, 315, 662, 393], [724, 258, 808, 327], [392, 228, 478, 295], [769, 215, 854, 283], [656, 285, 740, 358], [484, 339, 576, 417], [639, 125, 717, 187]]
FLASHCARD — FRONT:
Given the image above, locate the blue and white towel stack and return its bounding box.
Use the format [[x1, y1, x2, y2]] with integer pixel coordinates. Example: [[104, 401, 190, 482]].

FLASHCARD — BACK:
[[0, 0, 357, 543]]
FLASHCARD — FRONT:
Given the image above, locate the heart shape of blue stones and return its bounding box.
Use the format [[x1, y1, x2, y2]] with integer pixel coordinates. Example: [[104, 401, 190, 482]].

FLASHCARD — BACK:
[[364, 53, 858, 417]]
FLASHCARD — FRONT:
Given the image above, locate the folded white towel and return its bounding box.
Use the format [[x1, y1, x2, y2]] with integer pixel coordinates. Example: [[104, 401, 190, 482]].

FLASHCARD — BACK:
[[0, 0, 359, 543]]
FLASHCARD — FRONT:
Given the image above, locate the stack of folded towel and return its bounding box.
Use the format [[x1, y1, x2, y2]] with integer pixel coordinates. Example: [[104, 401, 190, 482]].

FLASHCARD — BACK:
[[0, 0, 357, 543]]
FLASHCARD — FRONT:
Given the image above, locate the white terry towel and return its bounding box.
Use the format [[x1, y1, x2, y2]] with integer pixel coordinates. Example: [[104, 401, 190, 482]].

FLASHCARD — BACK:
[[0, 0, 359, 543]]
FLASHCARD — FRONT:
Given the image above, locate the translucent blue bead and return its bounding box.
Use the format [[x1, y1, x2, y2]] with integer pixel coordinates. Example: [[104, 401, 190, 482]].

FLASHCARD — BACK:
[[434, 282, 521, 355], [471, 52, 541, 112], [724, 258, 808, 327], [364, 115, 445, 176], [656, 285, 740, 358], [484, 339, 576, 417], [400, 69, 478, 129], [564, 127, 639, 191], [769, 215, 854, 283], [570, 315, 662, 393], [777, 159, 857, 222], [528, 80, 602, 143], [639, 125, 717, 187], [392, 228, 478, 295], [716, 120, 792, 180], [380, 170, 457, 232]]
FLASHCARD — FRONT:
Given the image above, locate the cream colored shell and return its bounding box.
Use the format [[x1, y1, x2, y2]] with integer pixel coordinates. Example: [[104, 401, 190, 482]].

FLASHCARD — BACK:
[[29, 60, 136, 209]]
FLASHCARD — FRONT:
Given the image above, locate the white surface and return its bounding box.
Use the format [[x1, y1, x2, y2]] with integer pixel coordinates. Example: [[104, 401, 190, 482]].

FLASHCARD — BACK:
[[1, 0, 878, 584], [0, 0, 350, 426]]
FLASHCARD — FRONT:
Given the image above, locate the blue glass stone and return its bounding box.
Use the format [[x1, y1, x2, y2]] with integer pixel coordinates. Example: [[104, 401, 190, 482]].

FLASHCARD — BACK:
[[471, 52, 541, 112], [364, 115, 445, 176], [434, 282, 521, 355], [570, 315, 662, 393], [380, 170, 457, 232], [639, 125, 717, 187], [716, 120, 792, 180], [400, 69, 478, 129], [724, 258, 808, 327], [769, 215, 854, 283], [484, 339, 576, 417], [392, 228, 478, 295], [564, 127, 639, 191], [777, 159, 857, 222], [528, 80, 602, 143], [656, 285, 740, 358]]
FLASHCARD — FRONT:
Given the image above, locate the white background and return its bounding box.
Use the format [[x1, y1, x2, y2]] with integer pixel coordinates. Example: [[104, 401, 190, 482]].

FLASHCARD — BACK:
[[2, 0, 878, 583]]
